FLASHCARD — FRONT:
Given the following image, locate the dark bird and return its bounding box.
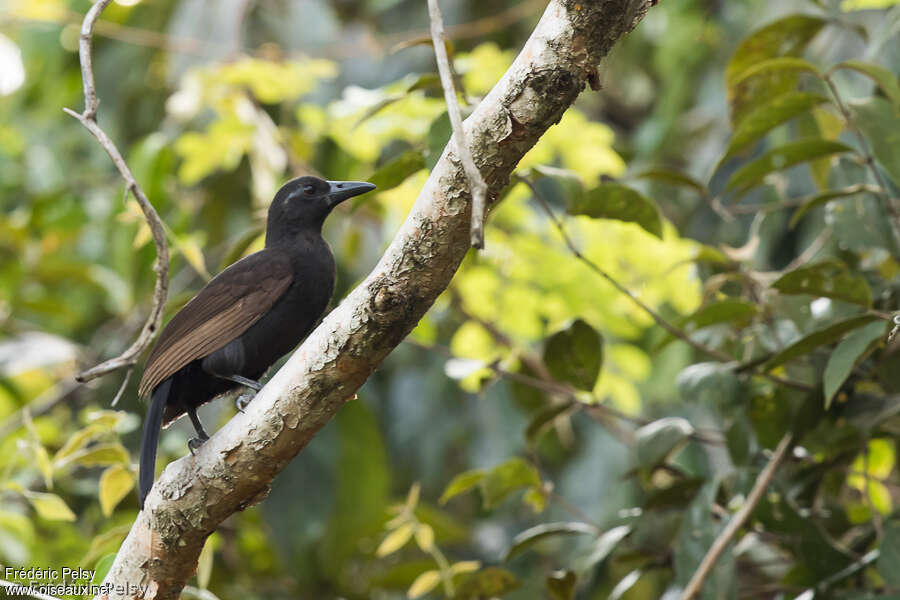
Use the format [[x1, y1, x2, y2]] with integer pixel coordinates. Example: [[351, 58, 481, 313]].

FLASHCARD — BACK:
[[137, 176, 375, 509]]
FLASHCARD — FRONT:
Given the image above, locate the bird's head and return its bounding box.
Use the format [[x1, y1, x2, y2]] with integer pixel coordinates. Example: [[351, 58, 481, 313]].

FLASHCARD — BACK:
[[266, 176, 375, 242]]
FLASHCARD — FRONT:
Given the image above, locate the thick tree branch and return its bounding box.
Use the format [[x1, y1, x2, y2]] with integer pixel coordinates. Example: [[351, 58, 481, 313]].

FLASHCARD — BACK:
[[65, 0, 169, 384], [98, 2, 650, 597]]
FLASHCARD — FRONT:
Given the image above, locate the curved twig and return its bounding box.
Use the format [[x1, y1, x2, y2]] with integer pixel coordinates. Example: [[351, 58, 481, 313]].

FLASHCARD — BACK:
[[680, 433, 794, 600], [64, 0, 169, 384], [428, 0, 489, 249]]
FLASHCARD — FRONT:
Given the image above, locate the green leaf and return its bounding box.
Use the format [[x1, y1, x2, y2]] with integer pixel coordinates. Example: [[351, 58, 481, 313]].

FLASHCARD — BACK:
[[366, 150, 425, 194], [850, 97, 900, 187], [99, 464, 134, 517], [632, 168, 707, 194], [196, 533, 217, 589], [685, 299, 759, 330], [92, 554, 116, 586], [456, 567, 519, 600], [726, 139, 853, 196], [525, 401, 575, 445], [439, 469, 486, 505], [25, 492, 76, 521], [609, 570, 641, 600], [376, 523, 415, 557], [724, 92, 830, 160], [878, 520, 900, 586], [789, 186, 875, 228], [729, 57, 821, 88], [546, 570, 577, 600], [543, 319, 603, 391], [635, 417, 695, 469], [426, 112, 451, 170], [765, 315, 881, 369], [832, 60, 900, 108], [569, 184, 663, 238], [725, 15, 826, 124], [407, 569, 441, 599], [56, 443, 130, 468], [772, 259, 872, 307], [479, 458, 541, 509], [824, 320, 886, 408], [578, 525, 631, 571], [504, 522, 598, 561]]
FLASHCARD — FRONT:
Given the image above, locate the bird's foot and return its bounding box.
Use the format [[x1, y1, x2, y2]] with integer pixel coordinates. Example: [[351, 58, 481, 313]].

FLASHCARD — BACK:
[[188, 435, 209, 455], [235, 391, 256, 413]]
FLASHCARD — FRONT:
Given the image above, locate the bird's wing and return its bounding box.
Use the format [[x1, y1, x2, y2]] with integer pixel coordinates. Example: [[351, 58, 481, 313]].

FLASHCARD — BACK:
[[138, 249, 294, 397]]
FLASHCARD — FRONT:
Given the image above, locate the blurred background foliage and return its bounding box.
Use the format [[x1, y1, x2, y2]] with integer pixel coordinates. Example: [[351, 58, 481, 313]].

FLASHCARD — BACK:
[[2, 0, 900, 598]]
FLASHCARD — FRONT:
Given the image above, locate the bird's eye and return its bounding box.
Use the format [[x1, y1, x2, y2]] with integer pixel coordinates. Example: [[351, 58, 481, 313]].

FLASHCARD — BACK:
[[303, 185, 315, 195]]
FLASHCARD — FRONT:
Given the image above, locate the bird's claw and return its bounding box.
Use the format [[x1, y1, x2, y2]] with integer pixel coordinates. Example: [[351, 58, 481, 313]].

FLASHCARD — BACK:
[[235, 392, 255, 413], [188, 436, 208, 455]]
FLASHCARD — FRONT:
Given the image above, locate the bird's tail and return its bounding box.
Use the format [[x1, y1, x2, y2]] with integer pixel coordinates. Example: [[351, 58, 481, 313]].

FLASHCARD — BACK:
[[139, 378, 171, 510]]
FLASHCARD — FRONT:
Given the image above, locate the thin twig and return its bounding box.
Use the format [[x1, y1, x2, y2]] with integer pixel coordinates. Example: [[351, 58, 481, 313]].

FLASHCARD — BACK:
[[823, 72, 900, 252], [110, 368, 133, 408], [680, 433, 794, 600], [64, 0, 169, 384], [427, 0, 489, 249]]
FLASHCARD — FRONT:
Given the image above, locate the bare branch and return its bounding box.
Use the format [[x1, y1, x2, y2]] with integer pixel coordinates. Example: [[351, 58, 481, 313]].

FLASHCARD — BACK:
[[427, 0, 489, 249], [680, 433, 794, 600], [64, 0, 169, 384]]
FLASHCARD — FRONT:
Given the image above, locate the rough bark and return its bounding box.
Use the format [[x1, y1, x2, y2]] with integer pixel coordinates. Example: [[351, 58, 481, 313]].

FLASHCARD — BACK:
[[99, 2, 649, 597]]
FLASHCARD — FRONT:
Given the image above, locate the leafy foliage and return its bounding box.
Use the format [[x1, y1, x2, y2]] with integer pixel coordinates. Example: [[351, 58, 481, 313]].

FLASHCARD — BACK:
[[3, 1, 900, 599]]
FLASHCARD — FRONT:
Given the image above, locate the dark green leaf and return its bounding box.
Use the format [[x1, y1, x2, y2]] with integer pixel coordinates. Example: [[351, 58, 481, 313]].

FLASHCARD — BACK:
[[824, 320, 886, 408], [439, 469, 486, 505], [772, 258, 872, 307], [677, 363, 742, 408], [525, 401, 575, 445], [644, 476, 706, 510], [729, 57, 821, 88], [765, 315, 881, 369], [366, 150, 425, 193], [568, 184, 663, 238], [480, 458, 541, 509], [726, 139, 852, 196], [504, 522, 598, 561], [724, 92, 830, 160], [725, 15, 826, 124], [635, 417, 695, 468], [878, 520, 900, 586], [578, 525, 631, 571], [851, 97, 900, 188], [546, 570, 577, 600], [632, 168, 707, 194], [832, 60, 900, 108], [609, 570, 641, 600], [426, 111, 451, 170], [92, 554, 116, 586], [686, 299, 759, 330], [789, 186, 874, 228], [543, 319, 603, 391], [456, 567, 519, 600]]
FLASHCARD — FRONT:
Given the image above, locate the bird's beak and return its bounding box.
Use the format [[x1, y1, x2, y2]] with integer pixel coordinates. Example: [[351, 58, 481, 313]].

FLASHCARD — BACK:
[[327, 180, 376, 208]]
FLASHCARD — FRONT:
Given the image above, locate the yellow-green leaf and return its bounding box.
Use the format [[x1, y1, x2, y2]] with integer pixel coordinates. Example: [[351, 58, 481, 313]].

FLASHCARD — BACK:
[[57, 443, 130, 469], [414, 524, 434, 552], [407, 569, 442, 599], [99, 464, 133, 517], [26, 492, 76, 521], [376, 522, 414, 557]]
